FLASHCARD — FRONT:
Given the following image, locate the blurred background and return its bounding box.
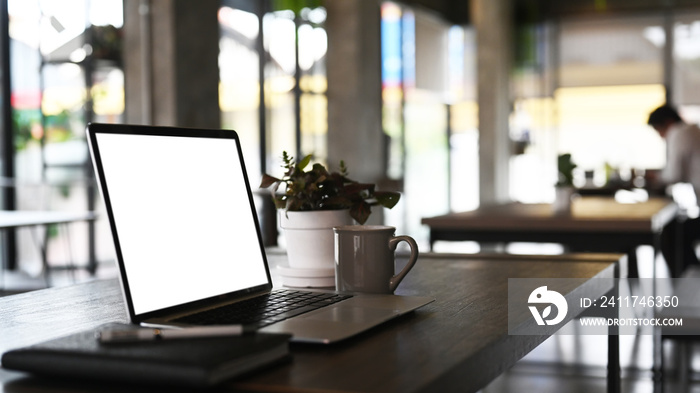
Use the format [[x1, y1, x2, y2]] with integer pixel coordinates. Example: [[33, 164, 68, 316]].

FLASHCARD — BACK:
[[1, 0, 698, 282]]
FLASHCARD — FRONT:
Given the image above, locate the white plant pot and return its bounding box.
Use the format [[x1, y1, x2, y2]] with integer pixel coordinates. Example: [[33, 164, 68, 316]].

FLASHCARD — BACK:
[[279, 209, 354, 270], [553, 186, 574, 215]]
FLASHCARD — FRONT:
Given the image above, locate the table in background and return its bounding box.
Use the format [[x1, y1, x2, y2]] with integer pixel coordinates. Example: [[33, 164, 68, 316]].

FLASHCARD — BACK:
[[0, 211, 97, 228], [422, 197, 678, 278], [0, 253, 620, 393], [0, 211, 99, 286]]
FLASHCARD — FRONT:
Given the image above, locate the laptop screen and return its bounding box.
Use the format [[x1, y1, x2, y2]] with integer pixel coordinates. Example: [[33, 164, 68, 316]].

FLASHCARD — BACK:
[[90, 127, 270, 316]]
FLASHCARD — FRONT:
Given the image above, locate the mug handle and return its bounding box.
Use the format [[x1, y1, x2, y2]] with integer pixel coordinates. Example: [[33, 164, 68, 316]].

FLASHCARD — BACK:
[[388, 235, 419, 293]]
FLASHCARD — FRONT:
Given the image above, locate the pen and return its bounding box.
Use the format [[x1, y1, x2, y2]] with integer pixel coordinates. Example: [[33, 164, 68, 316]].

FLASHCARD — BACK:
[[97, 325, 248, 344]]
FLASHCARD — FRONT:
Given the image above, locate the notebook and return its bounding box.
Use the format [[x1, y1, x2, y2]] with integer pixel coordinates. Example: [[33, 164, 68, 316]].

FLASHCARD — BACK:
[[1, 323, 291, 388], [86, 123, 433, 344]]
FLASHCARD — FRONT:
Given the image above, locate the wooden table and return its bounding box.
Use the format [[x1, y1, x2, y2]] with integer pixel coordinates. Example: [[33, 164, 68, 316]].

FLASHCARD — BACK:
[[422, 197, 678, 278], [0, 253, 621, 393]]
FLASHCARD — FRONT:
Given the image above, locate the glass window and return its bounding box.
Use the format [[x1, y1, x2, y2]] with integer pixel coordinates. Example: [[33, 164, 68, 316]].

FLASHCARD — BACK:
[[263, 10, 297, 171], [219, 1, 327, 246], [673, 12, 700, 123], [298, 8, 327, 161], [447, 26, 478, 213], [510, 16, 668, 203], [219, 3, 328, 176], [8, 0, 123, 277], [219, 5, 262, 181], [559, 16, 663, 88], [381, 2, 478, 243], [557, 17, 666, 188]]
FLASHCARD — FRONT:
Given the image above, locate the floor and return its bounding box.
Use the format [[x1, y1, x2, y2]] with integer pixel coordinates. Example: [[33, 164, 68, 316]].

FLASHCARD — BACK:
[[2, 244, 698, 393], [478, 245, 700, 393], [482, 325, 700, 393]]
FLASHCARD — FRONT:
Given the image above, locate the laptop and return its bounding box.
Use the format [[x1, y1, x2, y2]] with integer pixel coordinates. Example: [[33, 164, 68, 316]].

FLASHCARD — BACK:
[[86, 123, 433, 344]]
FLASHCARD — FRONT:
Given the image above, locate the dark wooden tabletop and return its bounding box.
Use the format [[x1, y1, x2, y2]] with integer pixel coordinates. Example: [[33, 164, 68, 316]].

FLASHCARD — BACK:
[[422, 197, 677, 234], [0, 253, 620, 393]]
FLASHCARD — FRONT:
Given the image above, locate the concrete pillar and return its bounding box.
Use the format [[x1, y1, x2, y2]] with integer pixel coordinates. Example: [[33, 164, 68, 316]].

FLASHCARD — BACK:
[[325, 0, 384, 185], [123, 0, 220, 128], [471, 0, 513, 204]]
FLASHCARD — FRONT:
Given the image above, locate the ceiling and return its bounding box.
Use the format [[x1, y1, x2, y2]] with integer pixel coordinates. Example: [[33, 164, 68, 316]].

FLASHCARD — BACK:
[[400, 0, 700, 25], [220, 0, 700, 26]]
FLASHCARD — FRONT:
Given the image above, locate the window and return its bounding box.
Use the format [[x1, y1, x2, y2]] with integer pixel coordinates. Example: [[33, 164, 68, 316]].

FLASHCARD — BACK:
[[219, 1, 327, 184], [7, 0, 124, 277], [511, 16, 668, 202], [219, 1, 327, 246], [381, 2, 478, 242]]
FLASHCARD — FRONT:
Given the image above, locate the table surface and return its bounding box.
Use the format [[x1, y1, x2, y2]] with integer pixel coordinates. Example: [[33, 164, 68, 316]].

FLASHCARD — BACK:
[[422, 197, 677, 233], [0, 211, 98, 229], [0, 253, 620, 393]]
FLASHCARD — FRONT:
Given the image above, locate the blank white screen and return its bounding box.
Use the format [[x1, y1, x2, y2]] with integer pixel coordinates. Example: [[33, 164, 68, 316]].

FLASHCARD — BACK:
[[95, 133, 269, 315]]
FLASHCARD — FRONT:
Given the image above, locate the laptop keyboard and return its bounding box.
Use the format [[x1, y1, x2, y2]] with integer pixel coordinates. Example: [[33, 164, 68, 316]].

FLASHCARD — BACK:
[[173, 290, 352, 328]]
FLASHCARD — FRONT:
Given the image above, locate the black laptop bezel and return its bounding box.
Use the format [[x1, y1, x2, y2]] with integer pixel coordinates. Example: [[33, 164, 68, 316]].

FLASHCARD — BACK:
[[86, 122, 274, 324]]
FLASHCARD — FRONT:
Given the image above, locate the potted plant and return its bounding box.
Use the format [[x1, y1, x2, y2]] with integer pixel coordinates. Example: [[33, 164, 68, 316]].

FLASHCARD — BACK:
[[553, 153, 577, 214], [260, 151, 401, 271]]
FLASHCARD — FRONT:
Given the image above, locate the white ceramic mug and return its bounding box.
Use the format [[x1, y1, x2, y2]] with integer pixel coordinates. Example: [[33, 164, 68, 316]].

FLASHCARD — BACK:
[[333, 225, 419, 294]]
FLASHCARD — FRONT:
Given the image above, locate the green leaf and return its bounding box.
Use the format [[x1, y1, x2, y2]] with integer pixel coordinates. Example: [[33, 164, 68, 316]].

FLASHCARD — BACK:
[[339, 160, 348, 176], [373, 191, 400, 209], [311, 163, 329, 176], [297, 154, 313, 171], [260, 150, 403, 222], [281, 151, 295, 171], [557, 153, 577, 187]]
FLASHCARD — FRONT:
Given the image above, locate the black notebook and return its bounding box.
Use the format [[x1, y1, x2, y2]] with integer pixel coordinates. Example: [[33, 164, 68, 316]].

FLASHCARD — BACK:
[[1, 323, 291, 388]]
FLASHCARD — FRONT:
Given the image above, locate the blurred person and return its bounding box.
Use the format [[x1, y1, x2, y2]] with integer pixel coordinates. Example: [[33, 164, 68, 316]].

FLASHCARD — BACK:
[[646, 104, 700, 276]]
